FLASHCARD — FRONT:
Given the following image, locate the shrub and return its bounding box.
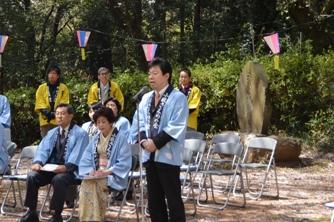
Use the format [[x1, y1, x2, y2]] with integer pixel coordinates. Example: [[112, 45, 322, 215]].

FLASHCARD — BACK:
[[306, 107, 334, 151], [5, 87, 40, 147], [4, 42, 334, 150]]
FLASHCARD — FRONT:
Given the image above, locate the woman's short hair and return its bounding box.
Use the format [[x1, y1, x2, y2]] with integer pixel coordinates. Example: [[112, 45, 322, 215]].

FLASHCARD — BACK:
[[93, 107, 116, 124], [89, 102, 102, 112], [179, 67, 192, 77], [103, 97, 121, 115]]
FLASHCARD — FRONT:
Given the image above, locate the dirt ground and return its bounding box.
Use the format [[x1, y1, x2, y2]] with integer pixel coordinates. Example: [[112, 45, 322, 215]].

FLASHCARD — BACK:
[[0, 150, 333, 222]]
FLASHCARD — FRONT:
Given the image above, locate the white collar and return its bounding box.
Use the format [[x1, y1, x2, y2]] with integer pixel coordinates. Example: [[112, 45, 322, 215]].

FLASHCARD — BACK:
[[60, 125, 70, 136], [155, 84, 169, 96], [100, 81, 109, 88]]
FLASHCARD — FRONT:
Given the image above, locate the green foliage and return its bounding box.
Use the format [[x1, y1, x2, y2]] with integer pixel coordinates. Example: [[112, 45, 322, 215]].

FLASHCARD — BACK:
[[4, 87, 40, 147], [64, 72, 92, 123], [3, 41, 334, 152], [191, 54, 244, 132], [260, 42, 334, 137], [306, 107, 334, 151], [113, 71, 148, 119]]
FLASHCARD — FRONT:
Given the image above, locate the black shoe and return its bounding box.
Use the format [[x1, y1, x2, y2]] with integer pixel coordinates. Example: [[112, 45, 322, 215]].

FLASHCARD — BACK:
[[126, 190, 133, 200], [20, 209, 39, 222], [65, 200, 74, 208], [114, 191, 124, 201], [48, 214, 63, 222]]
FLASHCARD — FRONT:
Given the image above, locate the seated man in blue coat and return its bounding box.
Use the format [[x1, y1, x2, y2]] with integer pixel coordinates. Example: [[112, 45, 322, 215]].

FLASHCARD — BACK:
[[0, 123, 10, 175], [0, 94, 12, 151], [20, 103, 89, 222]]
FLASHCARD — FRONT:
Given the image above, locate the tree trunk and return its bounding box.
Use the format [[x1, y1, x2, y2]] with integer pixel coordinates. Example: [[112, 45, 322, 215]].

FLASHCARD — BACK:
[[289, 0, 334, 51], [193, 0, 201, 61], [130, 0, 147, 71], [179, 0, 185, 66]]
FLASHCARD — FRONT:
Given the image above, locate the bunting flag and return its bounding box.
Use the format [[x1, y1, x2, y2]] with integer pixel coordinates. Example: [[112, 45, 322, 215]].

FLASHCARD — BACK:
[[0, 35, 9, 67], [142, 43, 158, 62], [0, 35, 9, 54], [263, 33, 280, 54], [264, 33, 280, 70], [76, 31, 91, 60]]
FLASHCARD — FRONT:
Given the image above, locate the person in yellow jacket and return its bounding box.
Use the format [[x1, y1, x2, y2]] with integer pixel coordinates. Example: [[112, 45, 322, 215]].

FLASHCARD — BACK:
[[35, 65, 69, 137], [178, 68, 201, 130], [87, 67, 124, 110]]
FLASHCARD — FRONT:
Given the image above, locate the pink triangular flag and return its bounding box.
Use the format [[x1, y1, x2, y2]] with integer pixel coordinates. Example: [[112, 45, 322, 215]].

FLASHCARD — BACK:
[[0, 35, 9, 53], [264, 33, 280, 54], [142, 44, 158, 62], [76, 31, 91, 48]]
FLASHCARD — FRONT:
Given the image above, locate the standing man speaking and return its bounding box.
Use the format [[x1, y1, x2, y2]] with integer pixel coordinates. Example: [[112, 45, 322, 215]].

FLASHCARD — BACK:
[[137, 58, 188, 222]]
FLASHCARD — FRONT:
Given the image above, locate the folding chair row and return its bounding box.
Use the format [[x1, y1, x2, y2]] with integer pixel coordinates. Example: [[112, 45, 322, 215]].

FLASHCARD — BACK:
[[197, 141, 246, 209], [196, 133, 279, 210], [1, 145, 38, 216]]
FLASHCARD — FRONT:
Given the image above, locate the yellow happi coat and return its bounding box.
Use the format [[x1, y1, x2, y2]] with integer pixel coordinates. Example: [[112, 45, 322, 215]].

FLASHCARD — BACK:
[[87, 80, 124, 109], [186, 85, 201, 130], [35, 83, 69, 126]]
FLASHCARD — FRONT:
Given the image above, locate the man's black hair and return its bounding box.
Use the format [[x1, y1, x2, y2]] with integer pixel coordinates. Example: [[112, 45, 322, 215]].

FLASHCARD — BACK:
[[148, 57, 172, 84]]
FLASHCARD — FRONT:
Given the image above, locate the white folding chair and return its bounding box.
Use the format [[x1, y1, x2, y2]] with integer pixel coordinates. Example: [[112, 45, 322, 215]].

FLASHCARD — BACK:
[[185, 131, 205, 140], [325, 202, 334, 222], [39, 183, 80, 222], [239, 137, 279, 200], [200, 132, 242, 198], [7, 141, 17, 158], [180, 139, 206, 216], [204, 132, 241, 167], [197, 142, 246, 209], [109, 144, 144, 222], [1, 145, 38, 215], [117, 144, 142, 221]]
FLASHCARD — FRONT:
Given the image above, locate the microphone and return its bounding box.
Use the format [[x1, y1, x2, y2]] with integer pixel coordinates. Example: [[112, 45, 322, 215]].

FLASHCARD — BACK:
[[132, 86, 150, 102]]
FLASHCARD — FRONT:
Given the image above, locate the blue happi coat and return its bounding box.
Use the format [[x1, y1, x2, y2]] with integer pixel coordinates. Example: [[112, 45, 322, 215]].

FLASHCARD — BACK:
[[114, 116, 130, 133], [138, 89, 188, 166], [0, 95, 11, 128], [128, 111, 138, 144], [34, 124, 89, 174], [79, 130, 131, 191], [0, 124, 9, 174]]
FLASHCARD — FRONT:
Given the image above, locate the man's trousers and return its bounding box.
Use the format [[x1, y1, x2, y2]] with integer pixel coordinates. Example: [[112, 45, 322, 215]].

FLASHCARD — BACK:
[[24, 170, 79, 212], [146, 161, 186, 222]]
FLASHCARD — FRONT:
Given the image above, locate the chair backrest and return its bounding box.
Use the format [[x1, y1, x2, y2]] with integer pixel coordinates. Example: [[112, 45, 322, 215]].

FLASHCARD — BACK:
[[20, 145, 38, 159], [7, 142, 17, 158], [212, 142, 243, 157], [212, 132, 240, 144], [206, 142, 243, 172], [129, 144, 140, 156], [242, 137, 277, 165], [185, 131, 204, 140], [248, 137, 277, 151], [128, 144, 140, 171], [13, 145, 38, 175], [183, 139, 206, 163], [184, 139, 204, 152]]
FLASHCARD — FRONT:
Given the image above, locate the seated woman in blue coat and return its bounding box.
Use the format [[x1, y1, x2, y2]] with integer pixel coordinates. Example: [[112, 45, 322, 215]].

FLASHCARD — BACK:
[[103, 97, 130, 133], [78, 107, 131, 222]]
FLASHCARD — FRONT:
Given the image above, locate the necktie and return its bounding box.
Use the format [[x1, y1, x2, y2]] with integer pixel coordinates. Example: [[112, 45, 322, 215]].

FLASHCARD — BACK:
[[155, 92, 160, 107], [60, 129, 66, 145]]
